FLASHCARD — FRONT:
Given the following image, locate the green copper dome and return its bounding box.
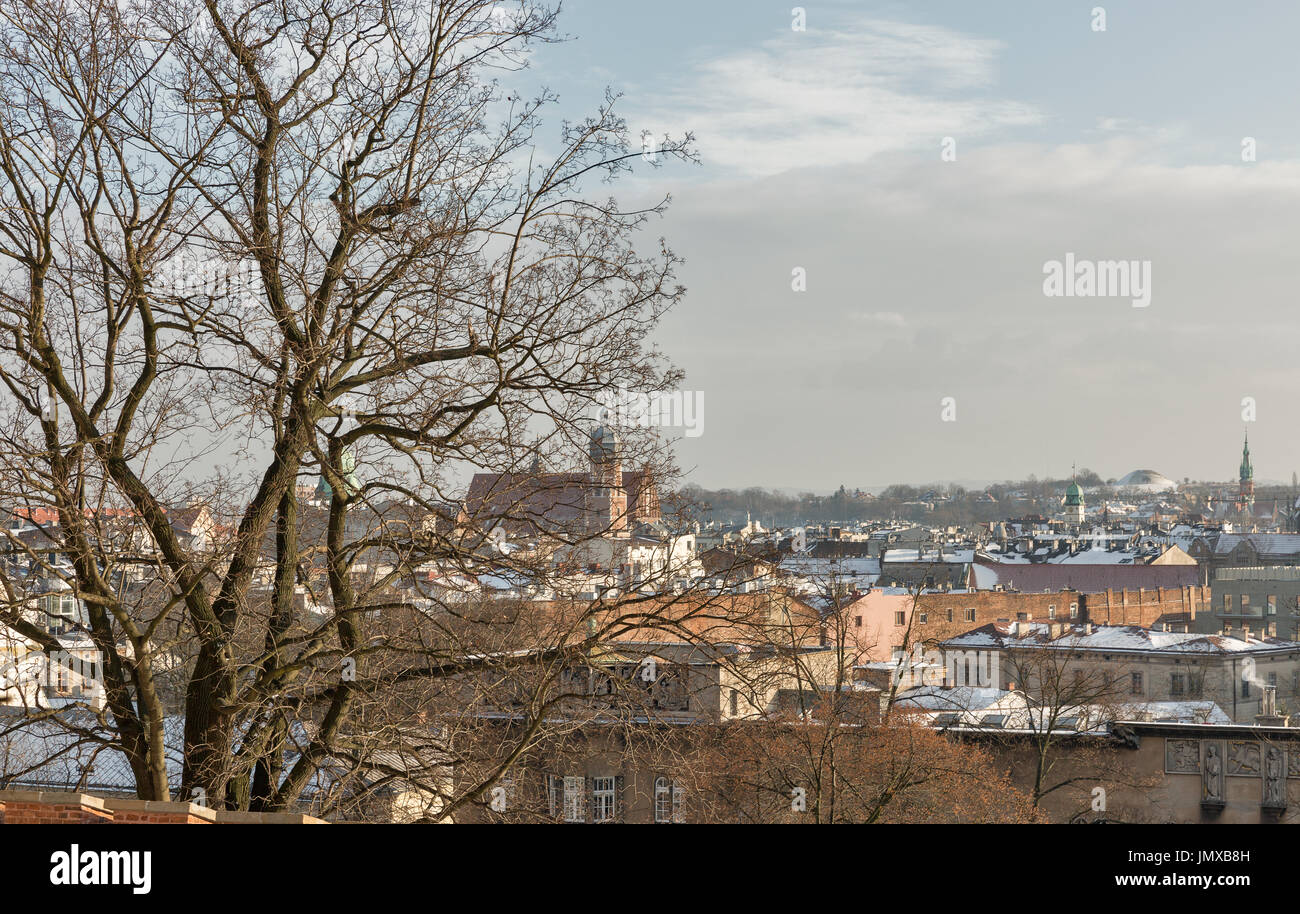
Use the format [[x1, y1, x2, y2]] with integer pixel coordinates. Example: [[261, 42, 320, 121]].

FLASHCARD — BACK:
[[316, 448, 360, 499], [1064, 481, 1084, 506]]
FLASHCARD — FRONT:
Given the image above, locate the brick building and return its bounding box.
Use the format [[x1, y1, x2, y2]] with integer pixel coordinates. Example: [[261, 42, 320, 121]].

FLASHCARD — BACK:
[[460, 424, 659, 539], [0, 790, 326, 823], [841, 586, 1208, 663]]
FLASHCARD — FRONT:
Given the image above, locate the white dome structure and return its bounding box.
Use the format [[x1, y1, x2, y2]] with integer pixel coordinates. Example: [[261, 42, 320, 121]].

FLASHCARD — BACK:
[[1115, 469, 1178, 493]]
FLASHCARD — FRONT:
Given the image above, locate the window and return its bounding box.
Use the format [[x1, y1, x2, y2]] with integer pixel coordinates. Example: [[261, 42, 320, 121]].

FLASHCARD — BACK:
[[894, 612, 905, 626], [1069, 603, 1079, 619], [547, 775, 585, 822], [854, 615, 862, 628], [1188, 672, 1204, 699], [729, 688, 739, 716], [562, 777, 585, 822], [1130, 672, 1143, 695], [964, 608, 975, 623], [592, 777, 618, 823], [1242, 677, 1251, 699], [1223, 594, 1232, 612], [1241, 595, 1251, 612], [1269, 672, 1278, 688], [946, 608, 954, 623], [1170, 673, 1185, 696], [1016, 612, 1028, 621], [44, 594, 81, 636], [918, 612, 928, 624], [1048, 605, 1056, 620], [655, 777, 685, 824], [1267, 595, 1277, 615]]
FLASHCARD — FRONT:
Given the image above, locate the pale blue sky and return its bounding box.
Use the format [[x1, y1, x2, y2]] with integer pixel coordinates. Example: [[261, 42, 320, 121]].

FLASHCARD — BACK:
[[512, 2, 1300, 490]]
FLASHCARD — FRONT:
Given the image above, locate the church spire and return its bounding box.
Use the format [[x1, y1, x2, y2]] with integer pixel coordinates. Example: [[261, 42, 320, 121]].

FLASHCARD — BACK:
[[1239, 430, 1255, 512]]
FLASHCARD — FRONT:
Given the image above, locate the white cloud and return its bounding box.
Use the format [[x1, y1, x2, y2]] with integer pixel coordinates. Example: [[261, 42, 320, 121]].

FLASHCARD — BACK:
[[639, 18, 1040, 177]]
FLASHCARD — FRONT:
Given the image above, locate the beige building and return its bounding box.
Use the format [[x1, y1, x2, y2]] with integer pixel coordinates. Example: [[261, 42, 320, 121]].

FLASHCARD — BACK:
[[455, 592, 852, 823], [941, 621, 1300, 723], [981, 717, 1300, 823]]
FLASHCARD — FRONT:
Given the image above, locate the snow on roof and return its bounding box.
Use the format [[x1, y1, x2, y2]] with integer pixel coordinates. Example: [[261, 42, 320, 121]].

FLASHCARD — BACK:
[[1116, 701, 1232, 725], [943, 621, 1300, 655], [984, 544, 1167, 566], [970, 563, 1000, 589], [778, 556, 881, 578], [883, 548, 974, 564], [899, 688, 1234, 732], [0, 712, 184, 793], [0, 711, 425, 800], [894, 686, 1007, 712], [1197, 533, 1300, 558]]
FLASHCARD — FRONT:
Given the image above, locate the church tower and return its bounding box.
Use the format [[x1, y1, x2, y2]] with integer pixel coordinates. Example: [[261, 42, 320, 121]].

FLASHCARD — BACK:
[[588, 423, 627, 533], [1063, 472, 1085, 525], [1239, 431, 1255, 510], [315, 447, 360, 502]]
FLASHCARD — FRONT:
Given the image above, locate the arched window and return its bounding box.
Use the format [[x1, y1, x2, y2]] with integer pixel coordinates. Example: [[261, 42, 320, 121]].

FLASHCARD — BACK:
[[655, 777, 684, 823]]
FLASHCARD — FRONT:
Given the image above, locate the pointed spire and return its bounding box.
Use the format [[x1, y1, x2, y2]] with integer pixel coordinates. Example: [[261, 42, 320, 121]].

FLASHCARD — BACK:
[[1241, 430, 1254, 483]]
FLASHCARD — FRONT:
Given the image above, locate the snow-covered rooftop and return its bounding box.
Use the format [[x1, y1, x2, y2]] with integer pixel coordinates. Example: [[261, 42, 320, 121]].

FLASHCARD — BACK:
[[882, 548, 974, 564], [943, 621, 1300, 655]]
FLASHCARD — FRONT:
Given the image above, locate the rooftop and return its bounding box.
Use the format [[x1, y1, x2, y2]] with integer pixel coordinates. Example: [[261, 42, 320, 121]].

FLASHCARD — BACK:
[[942, 621, 1300, 655]]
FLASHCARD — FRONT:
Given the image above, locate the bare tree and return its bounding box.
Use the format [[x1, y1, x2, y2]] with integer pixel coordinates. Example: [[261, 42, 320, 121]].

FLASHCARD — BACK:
[[0, 0, 719, 815], [686, 589, 1042, 824], [993, 639, 1154, 813]]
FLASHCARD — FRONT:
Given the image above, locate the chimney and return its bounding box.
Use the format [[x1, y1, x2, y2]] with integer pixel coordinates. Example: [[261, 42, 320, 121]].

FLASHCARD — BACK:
[[1083, 623, 1093, 635], [1257, 685, 1289, 727]]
